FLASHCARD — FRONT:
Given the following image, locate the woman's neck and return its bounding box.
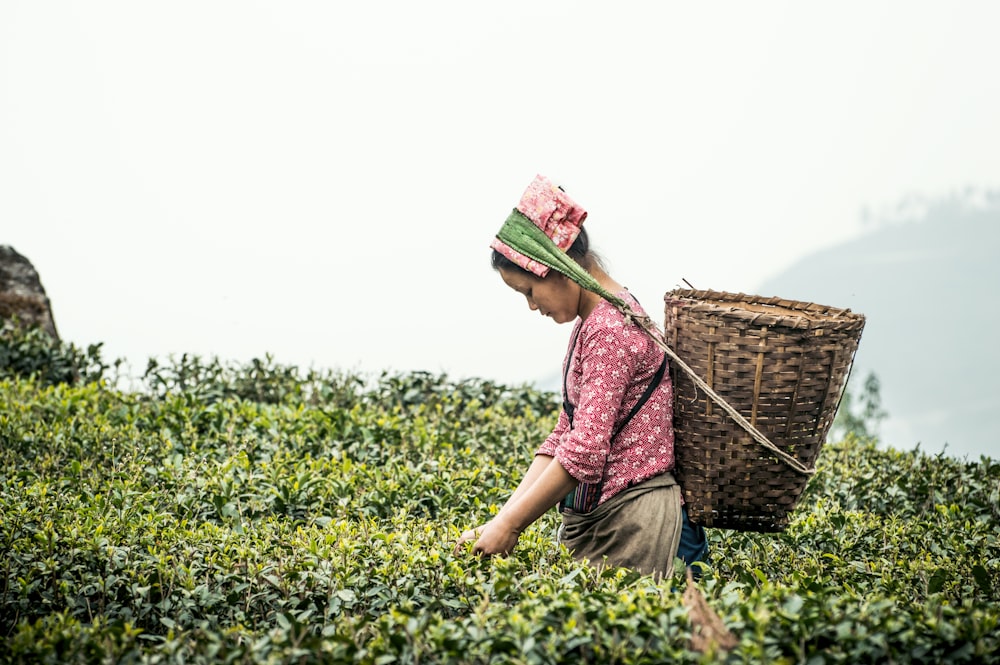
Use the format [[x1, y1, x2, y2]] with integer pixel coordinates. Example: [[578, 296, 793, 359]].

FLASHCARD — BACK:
[[577, 267, 623, 320]]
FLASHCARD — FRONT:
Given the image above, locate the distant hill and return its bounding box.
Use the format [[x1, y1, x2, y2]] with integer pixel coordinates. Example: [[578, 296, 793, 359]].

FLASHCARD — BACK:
[[757, 191, 1000, 460]]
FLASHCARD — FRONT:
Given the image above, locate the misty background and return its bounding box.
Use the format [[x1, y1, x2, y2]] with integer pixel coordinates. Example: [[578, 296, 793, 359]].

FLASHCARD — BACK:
[[758, 192, 999, 460], [2, 2, 998, 459]]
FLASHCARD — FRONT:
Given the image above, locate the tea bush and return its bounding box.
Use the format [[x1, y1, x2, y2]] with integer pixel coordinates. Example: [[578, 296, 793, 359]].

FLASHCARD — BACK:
[[0, 323, 109, 387], [1, 353, 997, 664]]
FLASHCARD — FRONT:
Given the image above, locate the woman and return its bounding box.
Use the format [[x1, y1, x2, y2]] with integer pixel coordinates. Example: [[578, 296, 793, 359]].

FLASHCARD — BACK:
[[455, 175, 706, 579]]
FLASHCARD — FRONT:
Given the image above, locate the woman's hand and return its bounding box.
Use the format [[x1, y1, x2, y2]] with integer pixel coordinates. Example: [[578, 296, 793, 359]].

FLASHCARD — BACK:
[[460, 515, 522, 558], [453, 525, 486, 554], [453, 455, 572, 559]]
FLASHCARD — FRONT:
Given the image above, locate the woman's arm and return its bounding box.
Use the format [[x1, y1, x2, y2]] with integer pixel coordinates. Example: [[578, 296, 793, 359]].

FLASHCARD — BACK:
[[501, 454, 555, 512], [468, 457, 578, 557], [454, 454, 561, 553]]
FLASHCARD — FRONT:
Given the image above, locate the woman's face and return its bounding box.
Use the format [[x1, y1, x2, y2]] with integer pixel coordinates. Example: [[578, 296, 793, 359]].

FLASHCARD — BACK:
[[499, 268, 580, 324]]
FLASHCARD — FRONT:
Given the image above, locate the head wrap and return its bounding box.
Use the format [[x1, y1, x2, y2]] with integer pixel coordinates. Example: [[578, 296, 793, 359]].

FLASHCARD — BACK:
[[491, 175, 627, 307], [490, 175, 588, 278]]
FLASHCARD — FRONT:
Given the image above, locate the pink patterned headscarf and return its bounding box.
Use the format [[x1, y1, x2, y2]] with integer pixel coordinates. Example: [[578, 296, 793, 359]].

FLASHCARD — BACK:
[[490, 174, 588, 277]]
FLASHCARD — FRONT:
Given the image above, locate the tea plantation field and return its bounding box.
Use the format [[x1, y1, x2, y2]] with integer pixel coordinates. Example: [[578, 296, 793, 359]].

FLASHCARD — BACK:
[[1, 349, 998, 663]]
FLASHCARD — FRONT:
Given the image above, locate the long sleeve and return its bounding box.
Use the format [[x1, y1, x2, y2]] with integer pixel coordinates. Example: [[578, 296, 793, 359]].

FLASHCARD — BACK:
[[537, 409, 570, 458]]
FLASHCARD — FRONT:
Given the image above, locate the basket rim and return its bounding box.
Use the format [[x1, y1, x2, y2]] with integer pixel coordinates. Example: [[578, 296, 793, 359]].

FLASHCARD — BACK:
[[664, 289, 865, 331]]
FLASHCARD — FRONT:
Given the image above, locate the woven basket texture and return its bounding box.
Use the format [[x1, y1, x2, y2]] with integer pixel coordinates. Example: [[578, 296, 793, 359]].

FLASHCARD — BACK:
[[663, 289, 865, 532]]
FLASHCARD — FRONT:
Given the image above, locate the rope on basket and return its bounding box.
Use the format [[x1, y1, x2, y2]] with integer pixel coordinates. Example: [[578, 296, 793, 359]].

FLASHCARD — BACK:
[[495, 213, 816, 477]]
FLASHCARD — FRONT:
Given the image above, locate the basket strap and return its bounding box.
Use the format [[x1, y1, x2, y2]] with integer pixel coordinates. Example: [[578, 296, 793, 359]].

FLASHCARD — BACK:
[[618, 305, 816, 477]]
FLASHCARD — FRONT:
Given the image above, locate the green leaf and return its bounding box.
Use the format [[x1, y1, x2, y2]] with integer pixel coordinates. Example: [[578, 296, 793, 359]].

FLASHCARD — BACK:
[[928, 569, 947, 594], [972, 564, 993, 595]]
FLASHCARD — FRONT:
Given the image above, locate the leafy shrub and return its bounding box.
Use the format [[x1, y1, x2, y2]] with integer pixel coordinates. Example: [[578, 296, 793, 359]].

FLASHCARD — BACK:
[[0, 323, 109, 387], [0, 358, 997, 664], [141, 353, 362, 407], [138, 357, 558, 417]]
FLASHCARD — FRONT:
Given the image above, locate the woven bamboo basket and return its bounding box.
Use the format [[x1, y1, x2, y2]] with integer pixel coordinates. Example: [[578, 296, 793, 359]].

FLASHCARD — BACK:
[[663, 289, 865, 532]]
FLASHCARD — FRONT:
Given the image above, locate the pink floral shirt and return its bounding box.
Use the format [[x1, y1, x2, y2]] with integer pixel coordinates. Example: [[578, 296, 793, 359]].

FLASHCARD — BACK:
[[537, 291, 675, 506]]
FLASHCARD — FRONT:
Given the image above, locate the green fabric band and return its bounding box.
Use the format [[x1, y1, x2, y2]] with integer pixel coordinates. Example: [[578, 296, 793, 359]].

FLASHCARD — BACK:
[[496, 209, 627, 309]]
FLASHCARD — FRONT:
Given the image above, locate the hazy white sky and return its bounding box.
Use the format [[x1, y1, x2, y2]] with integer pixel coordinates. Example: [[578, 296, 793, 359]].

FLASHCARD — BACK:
[[3, 1, 999, 388]]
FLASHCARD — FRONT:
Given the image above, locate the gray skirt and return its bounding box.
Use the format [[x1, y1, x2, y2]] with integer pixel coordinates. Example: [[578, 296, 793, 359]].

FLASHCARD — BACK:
[[558, 472, 682, 580]]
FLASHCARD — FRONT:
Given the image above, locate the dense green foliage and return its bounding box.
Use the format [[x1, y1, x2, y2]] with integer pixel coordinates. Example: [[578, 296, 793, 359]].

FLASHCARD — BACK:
[[0, 323, 109, 388], [1, 339, 998, 663]]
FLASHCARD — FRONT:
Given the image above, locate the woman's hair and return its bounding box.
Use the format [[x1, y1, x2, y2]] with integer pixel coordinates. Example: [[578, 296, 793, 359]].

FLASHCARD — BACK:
[[491, 227, 602, 277]]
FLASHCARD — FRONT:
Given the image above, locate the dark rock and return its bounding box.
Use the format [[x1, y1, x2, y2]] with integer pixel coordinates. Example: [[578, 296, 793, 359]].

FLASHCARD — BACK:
[[0, 246, 60, 340]]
